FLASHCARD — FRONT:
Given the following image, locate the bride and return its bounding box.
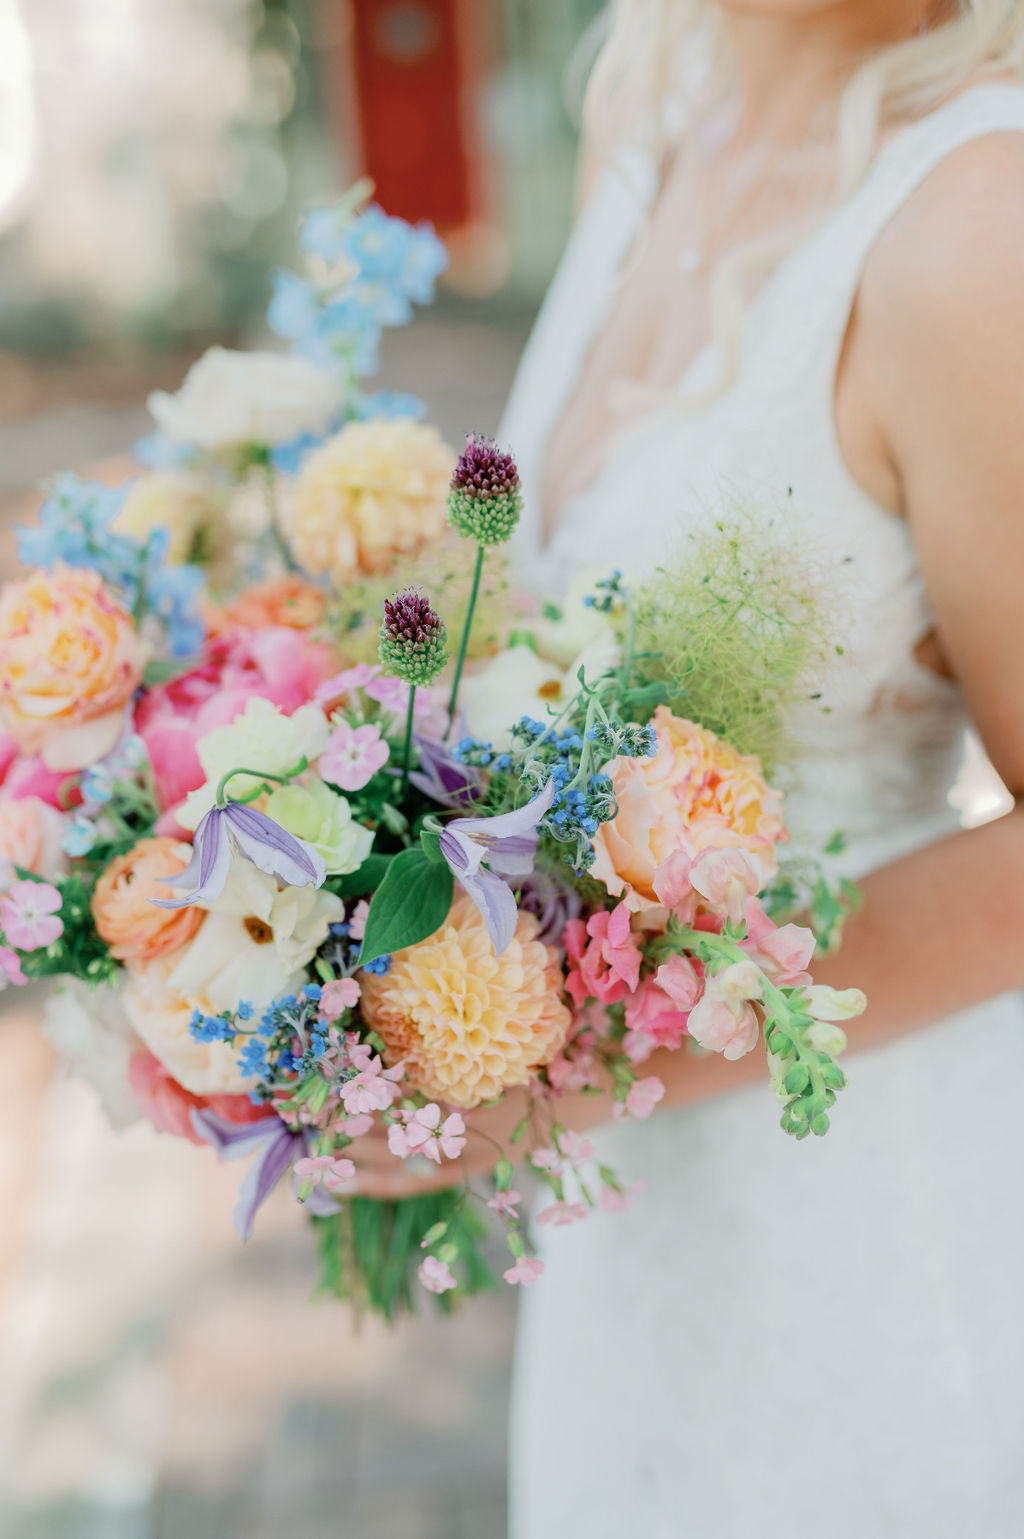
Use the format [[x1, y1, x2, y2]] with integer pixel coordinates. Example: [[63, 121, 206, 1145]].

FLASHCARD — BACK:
[[356, 2, 1024, 1532]]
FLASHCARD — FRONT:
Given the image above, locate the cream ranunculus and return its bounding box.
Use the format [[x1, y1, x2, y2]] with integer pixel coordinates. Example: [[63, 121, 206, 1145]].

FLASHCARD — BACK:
[[147, 346, 339, 450], [122, 861, 345, 1095], [264, 779, 373, 875], [179, 698, 330, 828]]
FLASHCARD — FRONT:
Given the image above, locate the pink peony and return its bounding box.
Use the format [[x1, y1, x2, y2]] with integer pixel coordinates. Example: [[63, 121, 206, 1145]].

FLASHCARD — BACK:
[[419, 1256, 457, 1294], [134, 627, 335, 811], [0, 751, 80, 810], [1, 879, 63, 951], [128, 1050, 269, 1144]]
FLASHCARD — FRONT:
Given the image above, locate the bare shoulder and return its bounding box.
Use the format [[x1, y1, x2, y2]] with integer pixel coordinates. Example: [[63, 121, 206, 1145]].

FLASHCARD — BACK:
[[859, 130, 1024, 345]]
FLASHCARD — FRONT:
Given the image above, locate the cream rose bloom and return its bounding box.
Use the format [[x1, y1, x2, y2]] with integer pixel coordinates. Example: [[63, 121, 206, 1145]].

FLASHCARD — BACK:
[[264, 780, 373, 875], [115, 472, 226, 564], [147, 346, 339, 450], [179, 698, 330, 827], [122, 861, 345, 1095]]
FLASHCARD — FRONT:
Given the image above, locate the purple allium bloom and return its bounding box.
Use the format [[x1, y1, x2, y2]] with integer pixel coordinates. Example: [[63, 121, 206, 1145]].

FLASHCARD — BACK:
[[190, 1111, 338, 1241], [438, 779, 555, 955], [408, 734, 482, 809], [447, 435, 523, 545], [152, 802, 326, 911], [378, 590, 448, 686]]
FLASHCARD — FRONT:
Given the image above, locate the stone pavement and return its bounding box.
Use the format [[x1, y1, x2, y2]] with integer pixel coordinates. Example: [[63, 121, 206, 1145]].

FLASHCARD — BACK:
[[0, 305, 533, 1539]]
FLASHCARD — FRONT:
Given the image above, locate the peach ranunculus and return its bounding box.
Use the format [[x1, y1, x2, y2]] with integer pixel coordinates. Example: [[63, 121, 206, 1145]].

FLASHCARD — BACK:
[[133, 626, 335, 812], [0, 567, 147, 771], [206, 576, 327, 635], [91, 837, 205, 965], [591, 707, 785, 911], [0, 796, 68, 881], [128, 1049, 268, 1144]]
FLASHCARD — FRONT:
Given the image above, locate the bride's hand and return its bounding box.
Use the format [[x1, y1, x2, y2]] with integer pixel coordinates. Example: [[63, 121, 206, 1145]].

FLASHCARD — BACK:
[[348, 1088, 536, 1200]]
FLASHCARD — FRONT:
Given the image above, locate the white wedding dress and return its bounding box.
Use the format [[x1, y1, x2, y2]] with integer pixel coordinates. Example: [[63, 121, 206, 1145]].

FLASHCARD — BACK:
[[501, 85, 1024, 1538]]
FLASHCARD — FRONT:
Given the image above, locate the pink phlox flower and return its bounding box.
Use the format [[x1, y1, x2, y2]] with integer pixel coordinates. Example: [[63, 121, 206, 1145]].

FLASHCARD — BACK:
[[690, 847, 763, 925], [536, 1201, 589, 1228], [340, 1050, 404, 1115], [418, 1256, 457, 1294], [557, 1130, 595, 1164], [599, 1178, 644, 1213], [319, 977, 361, 1021], [1, 879, 63, 951], [546, 1040, 600, 1093], [652, 839, 699, 922], [319, 720, 390, 792], [339, 1112, 374, 1139], [503, 1256, 545, 1286], [387, 1103, 467, 1163], [0, 945, 26, 987], [293, 1153, 356, 1192], [613, 1075, 666, 1120], [347, 899, 369, 942], [487, 1188, 522, 1218], [741, 897, 814, 986], [530, 1146, 561, 1174]]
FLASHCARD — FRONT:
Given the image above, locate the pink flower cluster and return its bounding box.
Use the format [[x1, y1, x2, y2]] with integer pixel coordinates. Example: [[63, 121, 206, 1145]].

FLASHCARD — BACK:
[[388, 1103, 467, 1163]]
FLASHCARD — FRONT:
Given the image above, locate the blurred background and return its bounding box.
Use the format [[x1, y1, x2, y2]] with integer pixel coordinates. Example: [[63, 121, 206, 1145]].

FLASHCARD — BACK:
[[0, 3, 606, 1536]]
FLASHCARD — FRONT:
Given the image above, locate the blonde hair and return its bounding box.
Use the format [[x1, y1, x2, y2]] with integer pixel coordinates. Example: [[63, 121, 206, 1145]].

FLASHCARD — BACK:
[[580, 1, 1024, 400]]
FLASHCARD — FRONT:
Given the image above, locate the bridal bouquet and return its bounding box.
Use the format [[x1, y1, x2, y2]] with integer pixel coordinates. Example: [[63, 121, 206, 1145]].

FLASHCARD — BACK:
[[0, 191, 864, 1317]]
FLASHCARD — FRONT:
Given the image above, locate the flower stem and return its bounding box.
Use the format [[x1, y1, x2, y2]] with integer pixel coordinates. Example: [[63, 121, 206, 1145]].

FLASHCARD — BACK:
[[446, 543, 485, 737], [260, 459, 299, 574], [400, 685, 417, 799], [215, 757, 308, 807]]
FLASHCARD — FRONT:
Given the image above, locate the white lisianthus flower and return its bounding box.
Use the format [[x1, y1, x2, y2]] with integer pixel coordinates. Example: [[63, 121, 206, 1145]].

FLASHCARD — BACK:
[[264, 780, 373, 876], [42, 981, 143, 1128], [147, 346, 339, 450], [459, 627, 620, 751], [122, 863, 345, 1096], [180, 699, 330, 827]]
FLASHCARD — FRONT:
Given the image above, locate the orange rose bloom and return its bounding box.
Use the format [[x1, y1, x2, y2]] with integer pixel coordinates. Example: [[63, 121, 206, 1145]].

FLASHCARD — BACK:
[[0, 567, 147, 770], [591, 706, 785, 909], [360, 893, 573, 1109], [207, 576, 326, 635], [92, 837, 204, 965]]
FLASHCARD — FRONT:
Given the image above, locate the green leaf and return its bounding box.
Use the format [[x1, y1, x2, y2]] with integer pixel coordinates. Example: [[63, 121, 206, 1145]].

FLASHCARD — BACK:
[[357, 848, 453, 964], [142, 656, 197, 687], [329, 853, 392, 899], [419, 826, 445, 864]]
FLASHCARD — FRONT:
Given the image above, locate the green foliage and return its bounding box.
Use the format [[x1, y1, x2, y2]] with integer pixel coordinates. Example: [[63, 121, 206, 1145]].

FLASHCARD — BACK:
[[16, 871, 119, 988], [326, 852, 393, 900], [312, 1190, 495, 1319], [628, 510, 835, 774], [357, 846, 453, 963]]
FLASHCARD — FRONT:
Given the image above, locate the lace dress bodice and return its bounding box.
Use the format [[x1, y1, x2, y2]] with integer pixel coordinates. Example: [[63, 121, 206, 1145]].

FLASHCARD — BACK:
[[507, 85, 1024, 1539], [502, 85, 1024, 878]]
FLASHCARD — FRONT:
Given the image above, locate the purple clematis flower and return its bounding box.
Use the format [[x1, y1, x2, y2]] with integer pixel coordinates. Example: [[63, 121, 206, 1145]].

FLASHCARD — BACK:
[[153, 802, 326, 911], [190, 1110, 339, 1241], [408, 734, 482, 809], [438, 779, 555, 956]]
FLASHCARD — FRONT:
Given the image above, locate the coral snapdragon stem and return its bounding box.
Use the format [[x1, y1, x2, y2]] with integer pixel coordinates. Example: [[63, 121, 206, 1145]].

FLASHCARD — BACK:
[[400, 686, 416, 799], [446, 543, 485, 736]]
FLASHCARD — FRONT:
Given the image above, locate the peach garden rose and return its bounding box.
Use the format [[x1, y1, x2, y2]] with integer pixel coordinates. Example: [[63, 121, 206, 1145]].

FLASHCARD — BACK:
[[590, 706, 785, 910], [0, 567, 147, 772]]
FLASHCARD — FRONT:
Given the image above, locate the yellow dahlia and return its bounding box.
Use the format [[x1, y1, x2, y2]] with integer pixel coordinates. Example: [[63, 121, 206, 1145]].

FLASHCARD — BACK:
[[359, 893, 573, 1109], [280, 419, 455, 584]]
